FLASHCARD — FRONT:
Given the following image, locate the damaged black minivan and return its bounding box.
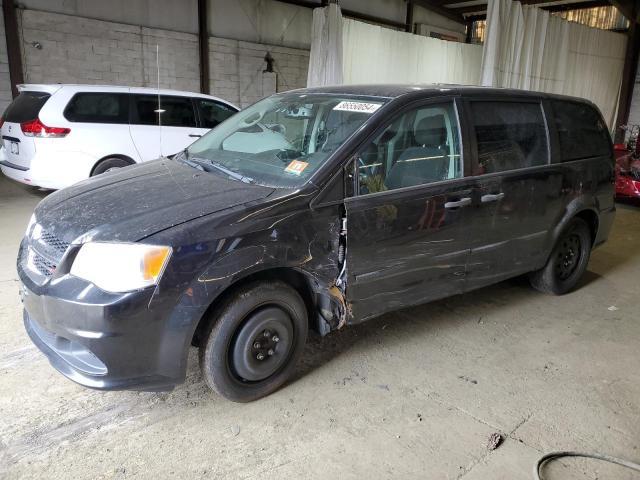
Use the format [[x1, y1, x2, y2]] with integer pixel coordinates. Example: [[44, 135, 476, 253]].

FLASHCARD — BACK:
[[18, 85, 615, 401]]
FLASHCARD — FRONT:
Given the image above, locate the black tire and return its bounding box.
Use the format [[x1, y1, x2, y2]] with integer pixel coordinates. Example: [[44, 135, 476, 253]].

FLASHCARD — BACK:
[[199, 281, 308, 402], [529, 218, 592, 295], [91, 157, 132, 176]]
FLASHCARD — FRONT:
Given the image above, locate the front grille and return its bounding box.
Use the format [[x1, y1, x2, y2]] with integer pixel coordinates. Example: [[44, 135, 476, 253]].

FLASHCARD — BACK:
[[32, 251, 57, 277], [21, 225, 70, 283], [39, 230, 69, 256]]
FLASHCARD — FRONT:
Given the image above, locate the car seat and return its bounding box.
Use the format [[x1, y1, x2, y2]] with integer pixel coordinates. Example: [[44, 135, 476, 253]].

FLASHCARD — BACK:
[[385, 115, 449, 189]]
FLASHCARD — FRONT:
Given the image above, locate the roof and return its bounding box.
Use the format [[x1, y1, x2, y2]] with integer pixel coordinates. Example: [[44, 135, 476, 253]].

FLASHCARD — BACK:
[[17, 84, 238, 108], [286, 83, 595, 105]]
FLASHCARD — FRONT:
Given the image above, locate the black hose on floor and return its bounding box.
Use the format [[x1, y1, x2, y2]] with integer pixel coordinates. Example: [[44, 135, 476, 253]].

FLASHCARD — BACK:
[[534, 451, 640, 479]]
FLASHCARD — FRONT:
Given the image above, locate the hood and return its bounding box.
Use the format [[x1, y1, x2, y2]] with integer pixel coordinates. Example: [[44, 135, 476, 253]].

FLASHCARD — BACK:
[[34, 159, 275, 243]]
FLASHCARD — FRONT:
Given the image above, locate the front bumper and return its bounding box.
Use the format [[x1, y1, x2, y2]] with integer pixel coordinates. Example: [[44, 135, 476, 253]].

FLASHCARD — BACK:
[[0, 146, 99, 190], [20, 273, 186, 392]]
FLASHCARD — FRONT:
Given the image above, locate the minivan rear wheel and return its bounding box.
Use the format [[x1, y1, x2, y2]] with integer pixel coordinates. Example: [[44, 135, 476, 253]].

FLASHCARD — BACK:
[[92, 157, 132, 176], [529, 217, 592, 295], [199, 281, 308, 402]]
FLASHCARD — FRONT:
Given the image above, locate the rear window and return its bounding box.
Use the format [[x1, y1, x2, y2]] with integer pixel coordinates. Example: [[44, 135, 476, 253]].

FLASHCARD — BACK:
[[3, 91, 51, 123], [64, 93, 129, 124], [551, 100, 611, 161], [471, 101, 549, 175]]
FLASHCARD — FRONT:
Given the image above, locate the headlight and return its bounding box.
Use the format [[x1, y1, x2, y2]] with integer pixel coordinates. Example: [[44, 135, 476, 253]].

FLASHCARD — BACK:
[[70, 242, 172, 293], [25, 213, 36, 237]]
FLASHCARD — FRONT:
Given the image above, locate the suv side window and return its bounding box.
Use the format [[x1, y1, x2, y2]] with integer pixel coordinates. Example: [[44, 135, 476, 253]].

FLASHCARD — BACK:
[[357, 102, 462, 195], [551, 100, 611, 161], [470, 101, 548, 175], [160, 96, 197, 127], [196, 99, 236, 128], [64, 93, 129, 124], [131, 95, 197, 127]]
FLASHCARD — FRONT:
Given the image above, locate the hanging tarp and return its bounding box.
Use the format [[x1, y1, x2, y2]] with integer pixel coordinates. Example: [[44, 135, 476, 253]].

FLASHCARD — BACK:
[[481, 0, 626, 128]]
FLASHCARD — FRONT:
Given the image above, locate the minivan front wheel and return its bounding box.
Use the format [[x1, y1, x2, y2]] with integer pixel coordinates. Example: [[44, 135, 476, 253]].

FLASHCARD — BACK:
[[199, 281, 308, 402], [92, 157, 132, 176], [529, 217, 592, 295]]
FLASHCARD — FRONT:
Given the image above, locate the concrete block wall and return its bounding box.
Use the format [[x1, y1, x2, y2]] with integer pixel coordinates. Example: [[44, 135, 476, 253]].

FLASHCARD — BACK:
[[19, 9, 199, 90], [209, 37, 309, 108], [141, 28, 200, 92], [13, 8, 308, 107]]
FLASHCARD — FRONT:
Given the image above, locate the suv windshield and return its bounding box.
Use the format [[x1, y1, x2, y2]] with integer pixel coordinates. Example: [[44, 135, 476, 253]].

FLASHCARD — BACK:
[[183, 93, 387, 188]]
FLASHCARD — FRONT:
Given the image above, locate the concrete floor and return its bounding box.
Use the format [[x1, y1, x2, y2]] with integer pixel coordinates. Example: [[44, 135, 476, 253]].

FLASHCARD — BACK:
[[1, 173, 639, 480]]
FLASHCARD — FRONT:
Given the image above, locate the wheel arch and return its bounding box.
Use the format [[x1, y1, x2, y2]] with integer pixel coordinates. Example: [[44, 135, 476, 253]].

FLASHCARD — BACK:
[[190, 267, 320, 348], [574, 209, 599, 246], [90, 154, 136, 176], [551, 194, 600, 245]]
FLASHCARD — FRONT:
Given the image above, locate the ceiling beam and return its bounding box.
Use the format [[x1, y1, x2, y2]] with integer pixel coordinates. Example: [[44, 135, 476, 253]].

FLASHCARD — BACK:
[[448, 4, 489, 14], [412, 0, 467, 23], [609, 0, 638, 23], [272, 0, 408, 29], [447, 0, 612, 15], [542, 0, 610, 12]]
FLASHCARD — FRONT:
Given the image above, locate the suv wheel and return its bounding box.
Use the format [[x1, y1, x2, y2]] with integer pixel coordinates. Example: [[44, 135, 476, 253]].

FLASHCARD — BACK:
[[92, 157, 131, 176], [199, 281, 308, 402], [529, 217, 592, 295]]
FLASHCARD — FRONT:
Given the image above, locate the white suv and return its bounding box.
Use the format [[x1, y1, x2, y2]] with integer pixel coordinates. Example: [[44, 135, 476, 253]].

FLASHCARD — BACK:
[[0, 84, 238, 189]]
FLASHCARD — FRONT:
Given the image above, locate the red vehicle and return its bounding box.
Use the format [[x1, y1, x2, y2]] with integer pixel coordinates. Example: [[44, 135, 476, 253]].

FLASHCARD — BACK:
[[614, 126, 640, 201]]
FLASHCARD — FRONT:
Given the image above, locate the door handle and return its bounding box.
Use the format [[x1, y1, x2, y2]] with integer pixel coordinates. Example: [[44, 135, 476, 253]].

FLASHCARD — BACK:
[[444, 197, 472, 209], [481, 192, 505, 203], [189, 134, 202, 138]]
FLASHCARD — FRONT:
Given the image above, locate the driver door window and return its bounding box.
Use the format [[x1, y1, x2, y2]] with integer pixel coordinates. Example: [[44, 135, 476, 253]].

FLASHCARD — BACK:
[[357, 102, 462, 195]]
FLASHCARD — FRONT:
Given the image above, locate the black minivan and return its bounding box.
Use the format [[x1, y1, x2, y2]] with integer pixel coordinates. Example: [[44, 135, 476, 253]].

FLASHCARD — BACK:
[[18, 85, 615, 402]]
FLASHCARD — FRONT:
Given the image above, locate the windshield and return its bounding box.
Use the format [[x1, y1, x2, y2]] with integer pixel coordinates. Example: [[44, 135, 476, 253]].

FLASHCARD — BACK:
[[182, 93, 388, 188]]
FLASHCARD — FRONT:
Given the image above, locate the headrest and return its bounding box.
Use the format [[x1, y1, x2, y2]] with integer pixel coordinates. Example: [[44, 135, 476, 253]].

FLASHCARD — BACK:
[[415, 115, 446, 147]]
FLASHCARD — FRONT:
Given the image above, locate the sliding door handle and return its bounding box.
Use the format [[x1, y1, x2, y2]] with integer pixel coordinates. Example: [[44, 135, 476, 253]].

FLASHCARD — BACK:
[[481, 192, 505, 203], [189, 134, 202, 138], [444, 197, 472, 209]]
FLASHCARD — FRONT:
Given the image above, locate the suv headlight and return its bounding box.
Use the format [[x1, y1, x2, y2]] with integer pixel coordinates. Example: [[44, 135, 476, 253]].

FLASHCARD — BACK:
[[70, 242, 172, 293]]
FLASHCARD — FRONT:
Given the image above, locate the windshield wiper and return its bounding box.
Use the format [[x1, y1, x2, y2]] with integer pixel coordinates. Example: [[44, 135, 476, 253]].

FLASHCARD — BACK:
[[191, 156, 256, 184], [176, 152, 211, 172]]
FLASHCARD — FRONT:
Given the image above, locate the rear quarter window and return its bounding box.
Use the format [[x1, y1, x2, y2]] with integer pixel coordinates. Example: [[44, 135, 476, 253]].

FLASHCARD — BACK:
[[64, 92, 129, 124], [551, 100, 611, 161], [3, 91, 51, 123]]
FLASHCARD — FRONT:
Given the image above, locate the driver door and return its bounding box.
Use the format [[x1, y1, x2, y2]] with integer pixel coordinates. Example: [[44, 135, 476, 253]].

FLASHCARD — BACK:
[[344, 99, 475, 323]]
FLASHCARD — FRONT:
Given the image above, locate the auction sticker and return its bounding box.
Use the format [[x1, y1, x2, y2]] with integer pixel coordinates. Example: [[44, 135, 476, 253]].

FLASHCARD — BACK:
[[333, 101, 382, 114], [285, 160, 309, 176]]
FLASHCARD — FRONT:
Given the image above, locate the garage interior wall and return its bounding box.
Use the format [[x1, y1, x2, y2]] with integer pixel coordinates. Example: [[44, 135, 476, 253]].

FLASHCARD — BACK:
[[8, 0, 310, 108]]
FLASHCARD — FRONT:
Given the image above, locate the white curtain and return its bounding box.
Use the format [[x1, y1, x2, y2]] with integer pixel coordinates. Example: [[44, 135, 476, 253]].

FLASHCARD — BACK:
[[306, 4, 343, 87], [481, 0, 626, 127], [342, 18, 482, 85]]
